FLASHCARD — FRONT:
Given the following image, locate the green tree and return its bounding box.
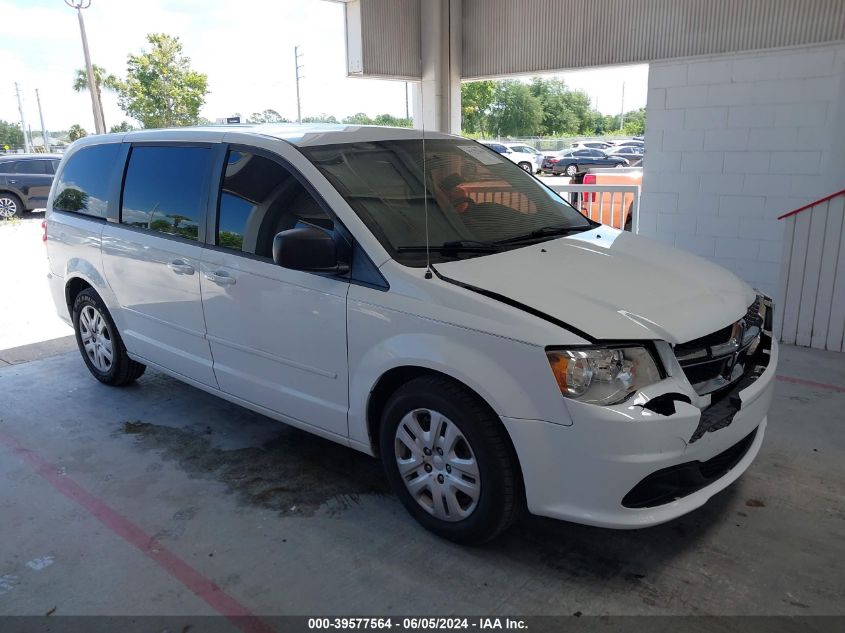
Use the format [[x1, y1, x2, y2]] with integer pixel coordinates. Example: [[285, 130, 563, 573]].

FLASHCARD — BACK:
[[301, 113, 339, 123], [68, 124, 88, 141], [109, 121, 134, 133], [114, 33, 209, 128], [248, 109, 289, 124], [72, 64, 119, 129], [372, 113, 411, 127], [461, 80, 495, 135], [621, 107, 646, 136], [487, 81, 542, 137], [342, 113, 373, 125], [0, 120, 24, 149]]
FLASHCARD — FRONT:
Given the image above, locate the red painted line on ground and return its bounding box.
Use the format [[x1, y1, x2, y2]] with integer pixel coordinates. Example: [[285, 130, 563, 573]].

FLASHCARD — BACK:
[[0, 432, 276, 633], [777, 375, 845, 393]]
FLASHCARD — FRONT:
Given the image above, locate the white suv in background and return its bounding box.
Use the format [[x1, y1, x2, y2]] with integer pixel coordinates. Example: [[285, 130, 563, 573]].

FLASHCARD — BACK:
[[480, 141, 539, 173], [46, 125, 777, 544]]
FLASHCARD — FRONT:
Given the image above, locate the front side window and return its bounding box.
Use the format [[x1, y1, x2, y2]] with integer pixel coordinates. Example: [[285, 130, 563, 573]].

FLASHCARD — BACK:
[[216, 149, 332, 258], [121, 146, 210, 241], [53, 143, 122, 217], [300, 139, 591, 267], [0, 161, 20, 174]]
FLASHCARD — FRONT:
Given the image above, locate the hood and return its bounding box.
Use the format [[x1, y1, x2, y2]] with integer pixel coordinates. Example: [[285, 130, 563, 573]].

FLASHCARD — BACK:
[[435, 228, 755, 344]]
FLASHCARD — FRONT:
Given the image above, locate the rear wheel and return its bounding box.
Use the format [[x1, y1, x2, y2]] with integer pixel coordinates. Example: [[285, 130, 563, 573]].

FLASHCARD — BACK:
[[72, 288, 146, 386], [380, 375, 521, 544], [0, 193, 23, 219], [518, 161, 532, 172], [565, 164, 578, 177]]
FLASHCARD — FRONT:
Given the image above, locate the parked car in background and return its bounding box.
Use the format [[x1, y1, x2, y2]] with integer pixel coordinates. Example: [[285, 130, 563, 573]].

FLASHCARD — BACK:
[[0, 154, 61, 218], [504, 143, 544, 172], [607, 144, 644, 167], [480, 141, 539, 173], [571, 140, 613, 151], [544, 148, 627, 176], [610, 139, 645, 148]]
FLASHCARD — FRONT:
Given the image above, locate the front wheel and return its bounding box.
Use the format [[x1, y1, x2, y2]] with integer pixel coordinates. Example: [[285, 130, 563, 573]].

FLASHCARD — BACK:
[[72, 288, 146, 386], [380, 375, 521, 544]]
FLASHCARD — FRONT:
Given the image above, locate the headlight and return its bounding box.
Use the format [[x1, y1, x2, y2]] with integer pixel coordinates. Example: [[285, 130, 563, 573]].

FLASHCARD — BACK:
[[546, 346, 662, 406]]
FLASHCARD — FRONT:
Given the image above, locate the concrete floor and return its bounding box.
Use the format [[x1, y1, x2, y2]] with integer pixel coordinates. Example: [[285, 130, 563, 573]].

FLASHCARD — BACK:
[[0, 341, 843, 620], [0, 213, 72, 351], [1, 213, 843, 622]]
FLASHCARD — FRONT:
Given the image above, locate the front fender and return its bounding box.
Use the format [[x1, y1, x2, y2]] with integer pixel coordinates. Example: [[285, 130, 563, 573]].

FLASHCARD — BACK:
[[347, 302, 574, 450]]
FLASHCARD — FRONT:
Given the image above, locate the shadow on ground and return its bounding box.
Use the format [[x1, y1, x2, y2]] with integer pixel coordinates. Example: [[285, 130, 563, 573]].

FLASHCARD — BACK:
[[115, 371, 741, 588]]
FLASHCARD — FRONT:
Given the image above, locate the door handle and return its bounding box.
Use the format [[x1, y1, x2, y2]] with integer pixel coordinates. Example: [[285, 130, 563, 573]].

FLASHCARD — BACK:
[[167, 260, 195, 275], [8, 179, 17, 184], [204, 270, 236, 286]]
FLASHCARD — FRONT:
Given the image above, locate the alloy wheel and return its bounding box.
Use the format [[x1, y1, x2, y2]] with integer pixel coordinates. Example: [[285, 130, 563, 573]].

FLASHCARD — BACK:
[[394, 408, 480, 522], [0, 197, 18, 219]]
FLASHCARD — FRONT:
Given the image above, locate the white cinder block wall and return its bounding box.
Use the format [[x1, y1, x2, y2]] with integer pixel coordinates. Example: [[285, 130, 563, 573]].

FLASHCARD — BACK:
[[641, 42, 845, 302]]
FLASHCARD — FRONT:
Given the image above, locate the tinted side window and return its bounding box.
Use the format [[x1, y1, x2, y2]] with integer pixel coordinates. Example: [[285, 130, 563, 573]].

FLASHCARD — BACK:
[[217, 149, 332, 258], [0, 161, 20, 174], [22, 160, 53, 175], [121, 146, 210, 241], [53, 144, 122, 217]]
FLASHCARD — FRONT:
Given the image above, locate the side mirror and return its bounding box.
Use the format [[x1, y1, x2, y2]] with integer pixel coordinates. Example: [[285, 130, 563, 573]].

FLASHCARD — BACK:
[[272, 226, 349, 275]]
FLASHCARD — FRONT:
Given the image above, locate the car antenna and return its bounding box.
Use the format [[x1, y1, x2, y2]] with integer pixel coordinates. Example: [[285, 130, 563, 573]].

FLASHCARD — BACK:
[[421, 88, 433, 280]]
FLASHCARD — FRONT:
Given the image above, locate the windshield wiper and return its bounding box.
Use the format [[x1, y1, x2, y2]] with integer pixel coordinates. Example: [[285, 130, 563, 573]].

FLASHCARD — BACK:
[[396, 240, 503, 253], [495, 224, 590, 245]]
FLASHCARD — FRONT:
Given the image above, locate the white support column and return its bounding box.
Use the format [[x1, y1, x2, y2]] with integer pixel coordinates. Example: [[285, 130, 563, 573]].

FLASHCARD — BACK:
[[415, 0, 461, 134]]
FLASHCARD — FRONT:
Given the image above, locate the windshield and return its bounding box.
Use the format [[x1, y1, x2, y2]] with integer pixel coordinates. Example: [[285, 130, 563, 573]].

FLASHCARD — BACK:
[[299, 139, 591, 266]]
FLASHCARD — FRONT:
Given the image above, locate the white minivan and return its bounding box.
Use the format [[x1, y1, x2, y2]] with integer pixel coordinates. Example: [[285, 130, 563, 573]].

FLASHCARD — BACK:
[[46, 125, 777, 543]]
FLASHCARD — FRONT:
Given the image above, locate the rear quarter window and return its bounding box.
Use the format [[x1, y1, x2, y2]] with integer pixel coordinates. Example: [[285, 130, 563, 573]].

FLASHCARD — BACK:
[[53, 144, 122, 218]]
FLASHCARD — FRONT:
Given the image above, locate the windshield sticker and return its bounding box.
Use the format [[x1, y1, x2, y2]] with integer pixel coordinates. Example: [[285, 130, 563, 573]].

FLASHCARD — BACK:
[[458, 145, 502, 165]]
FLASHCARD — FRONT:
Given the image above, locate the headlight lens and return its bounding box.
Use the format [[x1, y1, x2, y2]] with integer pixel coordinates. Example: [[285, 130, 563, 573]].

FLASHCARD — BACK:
[[546, 346, 662, 406]]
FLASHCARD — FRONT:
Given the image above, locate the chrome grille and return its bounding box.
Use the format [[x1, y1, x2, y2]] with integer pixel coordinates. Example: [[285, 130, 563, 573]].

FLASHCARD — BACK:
[[675, 296, 772, 396]]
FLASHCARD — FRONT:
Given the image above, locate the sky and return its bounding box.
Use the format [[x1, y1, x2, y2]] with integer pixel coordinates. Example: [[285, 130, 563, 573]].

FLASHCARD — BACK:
[[0, 0, 648, 134]]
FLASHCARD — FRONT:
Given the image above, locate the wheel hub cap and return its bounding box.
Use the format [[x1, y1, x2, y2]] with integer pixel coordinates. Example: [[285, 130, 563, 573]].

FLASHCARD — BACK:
[[79, 305, 114, 373], [394, 408, 480, 522]]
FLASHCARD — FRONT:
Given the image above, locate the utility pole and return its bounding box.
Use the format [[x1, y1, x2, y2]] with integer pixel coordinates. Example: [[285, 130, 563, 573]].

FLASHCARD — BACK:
[[66, 0, 105, 134], [294, 45, 304, 124], [14, 82, 32, 152], [619, 82, 626, 132], [36, 89, 50, 153]]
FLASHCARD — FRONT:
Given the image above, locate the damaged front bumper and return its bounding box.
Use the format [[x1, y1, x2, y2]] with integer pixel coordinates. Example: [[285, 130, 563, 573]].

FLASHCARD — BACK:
[[501, 337, 778, 529]]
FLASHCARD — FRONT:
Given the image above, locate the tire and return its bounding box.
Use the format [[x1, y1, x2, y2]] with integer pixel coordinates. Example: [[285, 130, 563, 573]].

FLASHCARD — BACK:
[[517, 161, 532, 172], [565, 164, 578, 177], [72, 288, 146, 386], [0, 192, 23, 219], [380, 375, 521, 544]]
